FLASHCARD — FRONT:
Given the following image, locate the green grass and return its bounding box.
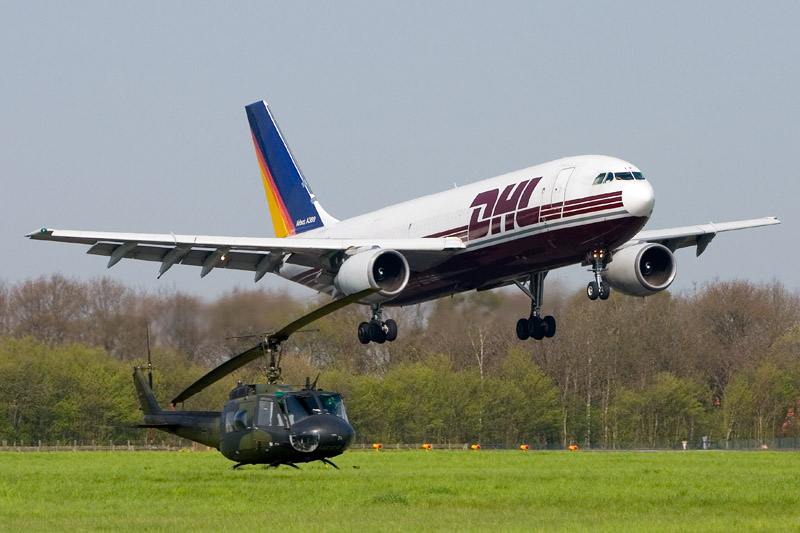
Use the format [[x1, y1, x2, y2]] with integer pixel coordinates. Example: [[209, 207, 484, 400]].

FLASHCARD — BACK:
[[1, 449, 799, 531]]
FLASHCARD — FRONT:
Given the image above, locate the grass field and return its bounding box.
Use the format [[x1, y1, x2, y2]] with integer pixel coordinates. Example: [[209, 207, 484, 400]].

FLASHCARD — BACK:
[[1, 449, 798, 531]]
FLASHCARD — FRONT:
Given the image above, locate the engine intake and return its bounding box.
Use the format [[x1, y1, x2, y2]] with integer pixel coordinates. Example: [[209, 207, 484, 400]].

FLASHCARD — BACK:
[[604, 243, 677, 297], [334, 248, 409, 300]]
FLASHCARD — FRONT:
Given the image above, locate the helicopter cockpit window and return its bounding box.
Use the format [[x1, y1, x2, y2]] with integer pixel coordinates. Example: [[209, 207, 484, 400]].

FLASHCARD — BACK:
[[319, 393, 348, 421], [256, 398, 285, 427], [284, 395, 321, 425], [224, 411, 235, 433]]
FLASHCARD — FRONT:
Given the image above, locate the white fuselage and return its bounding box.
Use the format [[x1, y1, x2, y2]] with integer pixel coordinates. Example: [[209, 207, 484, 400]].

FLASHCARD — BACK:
[[279, 155, 655, 305]]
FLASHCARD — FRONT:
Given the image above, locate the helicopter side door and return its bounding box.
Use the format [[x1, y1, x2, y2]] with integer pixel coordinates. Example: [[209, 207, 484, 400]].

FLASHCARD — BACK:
[[219, 399, 256, 461]]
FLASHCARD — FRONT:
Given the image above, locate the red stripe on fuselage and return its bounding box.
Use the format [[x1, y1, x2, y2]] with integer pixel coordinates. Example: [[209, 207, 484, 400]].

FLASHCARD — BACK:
[[290, 268, 322, 287], [425, 225, 468, 239], [390, 215, 647, 306]]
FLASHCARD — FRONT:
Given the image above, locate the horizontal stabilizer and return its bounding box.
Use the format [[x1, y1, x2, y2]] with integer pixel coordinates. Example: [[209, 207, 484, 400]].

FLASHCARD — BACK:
[[137, 423, 181, 430]]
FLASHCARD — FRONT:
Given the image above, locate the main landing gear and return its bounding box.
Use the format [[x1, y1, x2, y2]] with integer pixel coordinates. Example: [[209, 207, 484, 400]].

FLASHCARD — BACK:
[[357, 303, 398, 345], [586, 249, 611, 301], [514, 272, 557, 341]]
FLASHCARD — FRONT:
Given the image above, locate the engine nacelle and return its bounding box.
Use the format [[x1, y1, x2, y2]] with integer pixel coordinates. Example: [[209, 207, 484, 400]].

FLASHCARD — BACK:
[[334, 248, 409, 300], [604, 243, 677, 297]]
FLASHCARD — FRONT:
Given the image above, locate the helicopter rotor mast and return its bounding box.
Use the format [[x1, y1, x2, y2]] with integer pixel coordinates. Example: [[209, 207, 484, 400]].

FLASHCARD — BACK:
[[170, 289, 375, 406]]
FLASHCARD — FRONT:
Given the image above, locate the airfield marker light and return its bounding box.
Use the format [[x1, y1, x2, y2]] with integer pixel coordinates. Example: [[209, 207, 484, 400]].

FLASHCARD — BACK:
[[520, 445, 529, 451], [471, 444, 480, 451], [568, 445, 579, 451], [423, 444, 432, 451], [373, 443, 382, 451]]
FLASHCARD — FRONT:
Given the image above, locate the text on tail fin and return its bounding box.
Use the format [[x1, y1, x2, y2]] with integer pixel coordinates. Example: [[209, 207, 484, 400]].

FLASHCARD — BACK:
[[246, 101, 325, 238]]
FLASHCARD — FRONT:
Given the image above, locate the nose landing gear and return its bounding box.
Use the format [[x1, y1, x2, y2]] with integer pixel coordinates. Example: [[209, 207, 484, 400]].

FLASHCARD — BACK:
[[586, 249, 611, 301], [357, 303, 398, 345]]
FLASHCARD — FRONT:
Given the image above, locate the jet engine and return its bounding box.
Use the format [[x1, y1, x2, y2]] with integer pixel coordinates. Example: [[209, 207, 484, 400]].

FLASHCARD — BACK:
[[333, 248, 409, 300], [604, 243, 677, 297]]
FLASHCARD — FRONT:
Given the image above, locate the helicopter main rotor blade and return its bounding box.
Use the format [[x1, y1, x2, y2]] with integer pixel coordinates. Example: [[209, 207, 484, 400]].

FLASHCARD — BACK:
[[170, 289, 375, 405]]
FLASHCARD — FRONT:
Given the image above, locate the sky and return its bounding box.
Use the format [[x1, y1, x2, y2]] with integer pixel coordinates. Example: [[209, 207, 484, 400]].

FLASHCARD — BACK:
[[2, 2, 797, 307]]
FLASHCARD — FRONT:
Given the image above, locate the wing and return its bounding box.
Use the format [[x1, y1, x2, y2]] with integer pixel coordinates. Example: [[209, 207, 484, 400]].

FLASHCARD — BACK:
[[630, 217, 780, 256], [26, 228, 465, 280]]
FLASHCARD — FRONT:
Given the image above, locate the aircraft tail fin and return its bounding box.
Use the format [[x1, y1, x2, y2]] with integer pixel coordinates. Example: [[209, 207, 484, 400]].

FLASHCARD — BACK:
[[245, 101, 337, 238], [133, 367, 162, 415]]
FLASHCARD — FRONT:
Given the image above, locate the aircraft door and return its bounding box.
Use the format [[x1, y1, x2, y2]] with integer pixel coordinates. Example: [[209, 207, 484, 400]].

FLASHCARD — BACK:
[[550, 167, 574, 207], [540, 167, 574, 223]]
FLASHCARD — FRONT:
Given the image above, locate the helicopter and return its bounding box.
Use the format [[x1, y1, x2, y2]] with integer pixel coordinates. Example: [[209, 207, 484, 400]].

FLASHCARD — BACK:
[[134, 294, 364, 469]]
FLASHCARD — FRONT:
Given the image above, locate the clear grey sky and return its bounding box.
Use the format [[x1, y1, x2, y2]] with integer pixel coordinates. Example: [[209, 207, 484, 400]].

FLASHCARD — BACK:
[[2, 2, 796, 304]]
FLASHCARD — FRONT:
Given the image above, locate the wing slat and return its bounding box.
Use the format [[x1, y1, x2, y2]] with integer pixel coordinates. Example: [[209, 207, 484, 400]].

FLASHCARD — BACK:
[[629, 217, 780, 255]]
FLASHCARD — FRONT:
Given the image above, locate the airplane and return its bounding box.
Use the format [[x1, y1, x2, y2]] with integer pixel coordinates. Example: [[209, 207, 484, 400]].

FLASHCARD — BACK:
[[28, 100, 780, 344]]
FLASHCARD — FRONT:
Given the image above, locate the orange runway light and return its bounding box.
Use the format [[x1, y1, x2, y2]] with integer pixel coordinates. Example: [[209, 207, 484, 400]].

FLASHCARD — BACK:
[[373, 443, 382, 451], [568, 445, 578, 451], [471, 444, 481, 450], [520, 445, 529, 451], [422, 444, 432, 451]]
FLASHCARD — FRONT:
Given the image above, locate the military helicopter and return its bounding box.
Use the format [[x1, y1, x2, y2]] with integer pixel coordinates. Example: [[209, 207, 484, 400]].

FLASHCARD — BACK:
[[134, 293, 365, 469]]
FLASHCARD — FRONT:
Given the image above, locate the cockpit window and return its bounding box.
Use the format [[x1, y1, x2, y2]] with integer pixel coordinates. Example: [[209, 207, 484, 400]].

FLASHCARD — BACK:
[[320, 393, 349, 422], [284, 394, 321, 425], [594, 171, 647, 184]]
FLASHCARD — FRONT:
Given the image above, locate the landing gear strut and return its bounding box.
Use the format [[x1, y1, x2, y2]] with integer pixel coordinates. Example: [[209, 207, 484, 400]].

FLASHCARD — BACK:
[[586, 249, 611, 301], [514, 272, 556, 341], [358, 303, 398, 345]]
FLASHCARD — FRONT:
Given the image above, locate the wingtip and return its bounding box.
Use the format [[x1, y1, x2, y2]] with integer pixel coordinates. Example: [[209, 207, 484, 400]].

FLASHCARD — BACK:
[[26, 228, 52, 239]]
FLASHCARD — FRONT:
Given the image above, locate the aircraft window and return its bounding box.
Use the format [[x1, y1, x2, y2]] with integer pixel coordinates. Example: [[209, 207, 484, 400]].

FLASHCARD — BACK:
[[614, 172, 635, 180], [319, 393, 349, 422], [224, 411, 235, 433], [604, 173, 614, 183], [593, 173, 606, 185], [256, 398, 285, 427], [284, 395, 320, 425], [633, 172, 645, 180], [233, 409, 249, 431]]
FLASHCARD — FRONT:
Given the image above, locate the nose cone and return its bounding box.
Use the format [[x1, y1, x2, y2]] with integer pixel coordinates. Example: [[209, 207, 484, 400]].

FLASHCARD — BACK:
[[289, 415, 355, 454], [623, 180, 655, 218]]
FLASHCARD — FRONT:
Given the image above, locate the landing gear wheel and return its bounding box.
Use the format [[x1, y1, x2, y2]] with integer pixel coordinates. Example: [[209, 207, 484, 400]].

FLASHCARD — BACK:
[[369, 320, 387, 344], [357, 322, 371, 345], [384, 319, 398, 342], [516, 318, 530, 340], [599, 282, 611, 300], [529, 316, 545, 340], [587, 281, 599, 301], [543, 315, 557, 338]]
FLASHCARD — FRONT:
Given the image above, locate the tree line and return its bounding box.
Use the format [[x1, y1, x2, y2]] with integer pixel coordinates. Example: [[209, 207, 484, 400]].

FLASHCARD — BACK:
[[1, 275, 799, 448]]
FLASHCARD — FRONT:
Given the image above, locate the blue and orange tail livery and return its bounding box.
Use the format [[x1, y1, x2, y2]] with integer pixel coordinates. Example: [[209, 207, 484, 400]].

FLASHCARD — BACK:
[[246, 101, 331, 237]]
